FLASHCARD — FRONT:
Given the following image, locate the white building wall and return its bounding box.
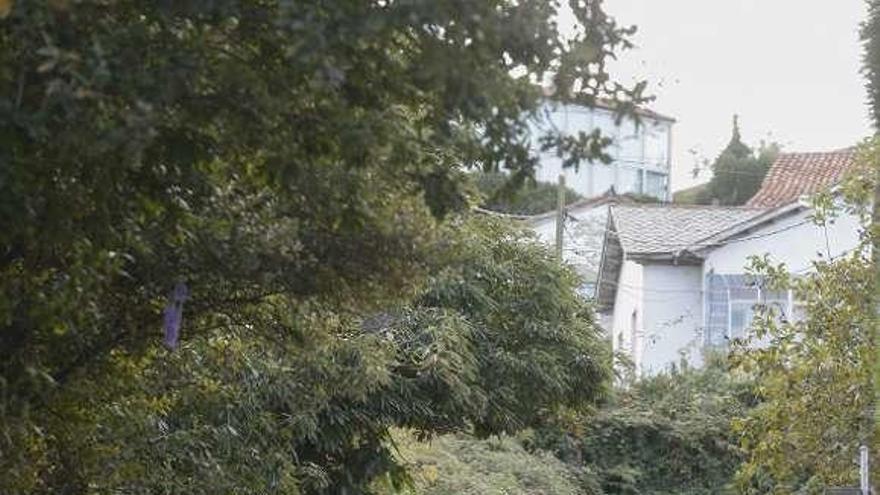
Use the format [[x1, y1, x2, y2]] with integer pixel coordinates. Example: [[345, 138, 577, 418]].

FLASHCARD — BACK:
[[704, 207, 862, 276], [640, 264, 704, 374], [605, 203, 863, 376], [611, 260, 644, 374], [532, 103, 673, 200]]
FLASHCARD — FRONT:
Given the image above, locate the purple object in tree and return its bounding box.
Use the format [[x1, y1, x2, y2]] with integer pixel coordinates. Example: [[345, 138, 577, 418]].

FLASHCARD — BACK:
[[163, 282, 189, 350]]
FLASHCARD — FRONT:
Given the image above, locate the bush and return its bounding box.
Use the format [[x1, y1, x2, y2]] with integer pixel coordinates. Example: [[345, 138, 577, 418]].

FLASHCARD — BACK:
[[376, 431, 596, 495], [530, 358, 751, 495]]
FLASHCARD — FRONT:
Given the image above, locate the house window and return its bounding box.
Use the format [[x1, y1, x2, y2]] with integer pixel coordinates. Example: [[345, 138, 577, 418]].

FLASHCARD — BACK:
[[644, 125, 668, 167], [618, 118, 643, 161], [729, 302, 754, 340], [705, 274, 800, 346], [644, 171, 667, 199], [726, 280, 758, 341], [618, 166, 643, 195]]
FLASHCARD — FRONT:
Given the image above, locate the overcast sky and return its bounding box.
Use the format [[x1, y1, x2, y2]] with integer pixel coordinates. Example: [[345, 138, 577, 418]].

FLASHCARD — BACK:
[[564, 0, 873, 191]]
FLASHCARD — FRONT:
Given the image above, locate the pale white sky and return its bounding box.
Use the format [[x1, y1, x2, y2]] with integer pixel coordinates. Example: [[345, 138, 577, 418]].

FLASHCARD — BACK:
[[564, 0, 873, 191]]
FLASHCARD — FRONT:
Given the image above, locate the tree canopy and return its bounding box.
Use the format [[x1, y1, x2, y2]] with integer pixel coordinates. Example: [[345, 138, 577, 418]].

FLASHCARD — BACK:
[[525, 356, 750, 495], [681, 117, 779, 206], [474, 171, 583, 216], [726, 145, 880, 492], [376, 431, 590, 495], [0, 1, 639, 493]]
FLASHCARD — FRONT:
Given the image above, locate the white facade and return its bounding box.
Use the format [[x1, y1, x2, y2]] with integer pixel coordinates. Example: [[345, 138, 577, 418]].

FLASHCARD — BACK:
[[699, 204, 862, 347], [703, 206, 861, 275], [608, 204, 863, 375], [611, 261, 704, 375], [532, 102, 674, 201]]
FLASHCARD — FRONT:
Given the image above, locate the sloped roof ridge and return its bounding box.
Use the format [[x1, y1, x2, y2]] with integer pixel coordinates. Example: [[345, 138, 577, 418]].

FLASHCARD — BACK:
[[614, 202, 765, 209], [781, 147, 857, 155]]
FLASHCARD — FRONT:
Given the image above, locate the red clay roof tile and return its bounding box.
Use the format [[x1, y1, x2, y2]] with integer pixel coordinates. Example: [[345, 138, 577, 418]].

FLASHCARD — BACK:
[[746, 150, 858, 207]]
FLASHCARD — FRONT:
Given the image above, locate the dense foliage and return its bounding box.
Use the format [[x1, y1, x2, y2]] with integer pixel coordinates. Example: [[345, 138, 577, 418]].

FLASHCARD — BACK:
[[685, 117, 779, 206], [730, 147, 878, 492], [673, 183, 710, 205], [0, 1, 641, 492], [527, 357, 750, 495], [475, 171, 583, 216], [731, 255, 874, 492], [1, 213, 613, 494], [376, 431, 592, 495]]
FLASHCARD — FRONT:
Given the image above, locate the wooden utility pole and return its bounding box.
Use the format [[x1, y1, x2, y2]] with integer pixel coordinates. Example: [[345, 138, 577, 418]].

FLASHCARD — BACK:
[[555, 174, 566, 260]]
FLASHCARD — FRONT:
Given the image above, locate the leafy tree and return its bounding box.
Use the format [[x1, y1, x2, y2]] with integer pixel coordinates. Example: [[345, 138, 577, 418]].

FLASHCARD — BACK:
[[527, 357, 750, 495], [374, 431, 595, 495], [731, 253, 875, 492], [474, 171, 583, 216], [1, 215, 613, 494], [0, 1, 643, 493], [697, 117, 779, 206], [864, 0, 880, 126], [729, 151, 880, 492]]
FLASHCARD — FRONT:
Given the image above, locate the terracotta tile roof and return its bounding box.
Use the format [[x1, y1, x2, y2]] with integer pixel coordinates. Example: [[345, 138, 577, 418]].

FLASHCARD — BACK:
[[610, 204, 768, 255], [746, 150, 858, 207]]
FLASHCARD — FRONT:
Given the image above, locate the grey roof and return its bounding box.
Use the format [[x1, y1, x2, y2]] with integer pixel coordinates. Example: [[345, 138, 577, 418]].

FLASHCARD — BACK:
[[611, 204, 769, 256]]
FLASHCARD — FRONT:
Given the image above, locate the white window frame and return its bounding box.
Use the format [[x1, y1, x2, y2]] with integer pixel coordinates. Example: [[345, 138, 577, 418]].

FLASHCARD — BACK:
[[726, 285, 798, 340]]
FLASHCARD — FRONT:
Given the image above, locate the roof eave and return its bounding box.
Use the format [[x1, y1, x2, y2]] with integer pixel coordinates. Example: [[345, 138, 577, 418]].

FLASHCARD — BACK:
[[686, 202, 805, 254], [628, 251, 704, 265]]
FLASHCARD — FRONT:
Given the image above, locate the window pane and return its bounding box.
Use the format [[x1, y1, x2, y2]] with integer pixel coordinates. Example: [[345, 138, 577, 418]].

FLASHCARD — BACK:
[[618, 166, 642, 194], [706, 274, 787, 345], [762, 289, 789, 301], [729, 286, 759, 300], [618, 118, 643, 161], [645, 171, 667, 199], [730, 303, 754, 340], [705, 274, 730, 347], [644, 124, 668, 167]]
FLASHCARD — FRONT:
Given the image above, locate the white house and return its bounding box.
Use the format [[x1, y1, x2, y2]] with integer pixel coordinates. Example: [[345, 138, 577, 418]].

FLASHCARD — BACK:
[[526, 192, 624, 300], [596, 149, 861, 375], [530, 99, 675, 201]]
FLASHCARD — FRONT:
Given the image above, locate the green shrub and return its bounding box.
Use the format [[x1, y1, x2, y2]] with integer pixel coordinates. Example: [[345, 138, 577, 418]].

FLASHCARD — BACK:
[[376, 431, 596, 495], [530, 358, 751, 495], [474, 172, 583, 216]]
